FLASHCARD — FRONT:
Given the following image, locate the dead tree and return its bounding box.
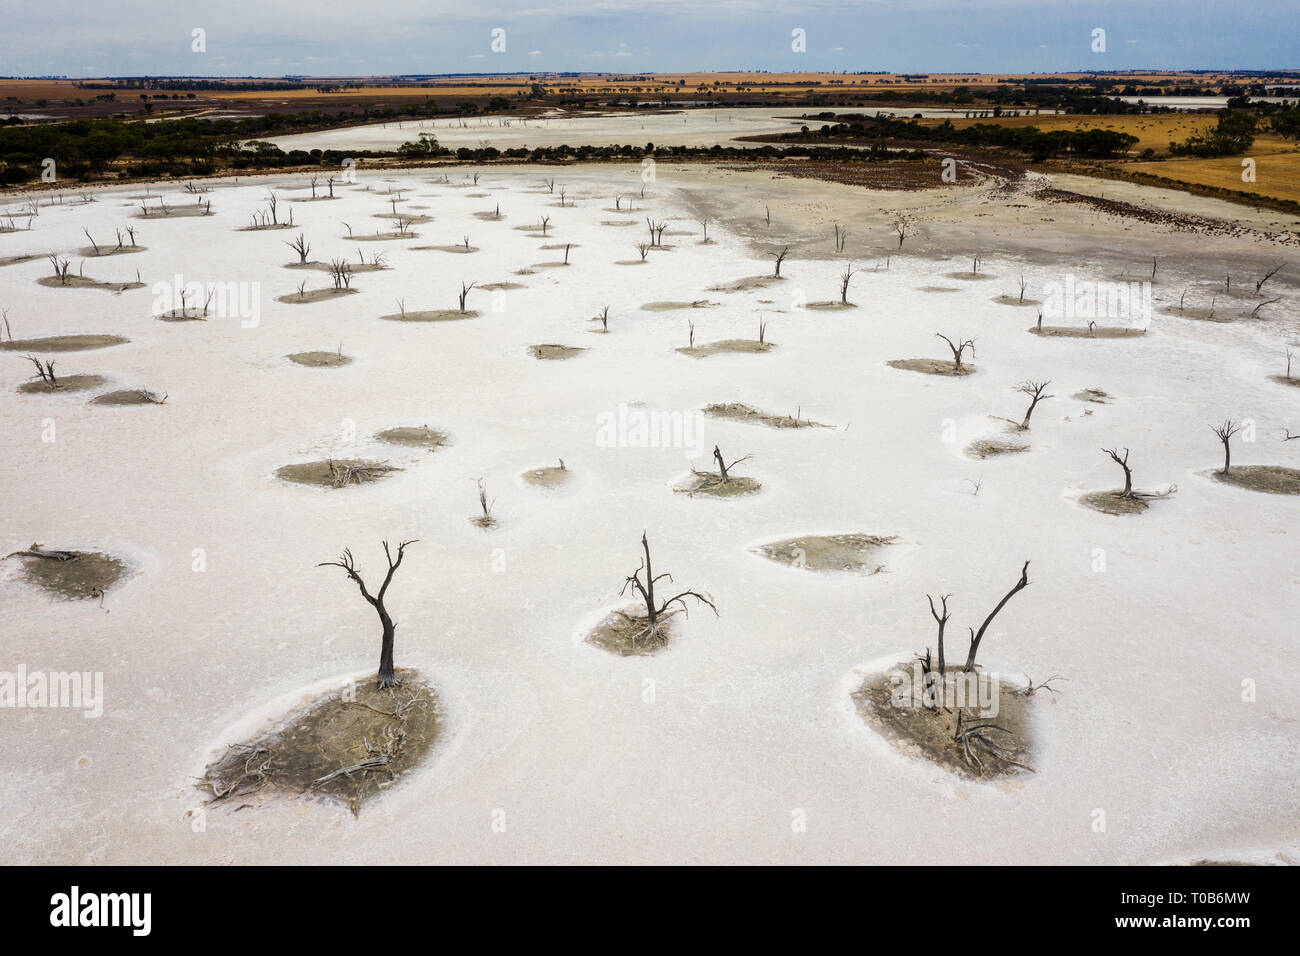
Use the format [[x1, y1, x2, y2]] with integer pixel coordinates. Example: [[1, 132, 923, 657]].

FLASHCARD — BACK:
[[893, 213, 912, 249], [458, 281, 476, 312], [1211, 419, 1243, 475], [597, 305, 609, 332], [709, 444, 751, 482], [926, 593, 952, 679], [834, 223, 847, 252], [840, 264, 856, 304], [637, 243, 650, 262], [319, 540, 417, 689], [758, 318, 768, 344], [699, 218, 709, 241], [963, 561, 1031, 672], [1016, 274, 1027, 303], [1255, 262, 1285, 294], [83, 227, 100, 255], [47, 254, 71, 285], [619, 532, 718, 641], [474, 478, 495, 524], [326, 258, 352, 290], [1250, 298, 1280, 318], [539, 216, 550, 236], [285, 233, 311, 264], [25, 354, 58, 388], [266, 192, 279, 225], [1102, 447, 1134, 497], [771, 245, 789, 277], [936, 333, 975, 371], [1015, 380, 1054, 429]]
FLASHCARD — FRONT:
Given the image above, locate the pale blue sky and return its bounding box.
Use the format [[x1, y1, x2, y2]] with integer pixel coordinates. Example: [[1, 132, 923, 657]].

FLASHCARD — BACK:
[[0, 0, 1294, 77]]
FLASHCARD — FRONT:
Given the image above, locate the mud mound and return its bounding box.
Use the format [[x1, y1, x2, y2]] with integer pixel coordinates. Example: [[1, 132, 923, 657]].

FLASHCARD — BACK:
[[77, 244, 146, 259], [677, 340, 772, 358], [198, 671, 440, 816], [887, 358, 974, 376], [1210, 466, 1300, 495], [521, 463, 569, 489], [1, 335, 127, 352], [376, 426, 447, 451], [531, 344, 586, 360], [852, 666, 1036, 780], [277, 288, 360, 305], [275, 459, 400, 488], [707, 275, 784, 292], [381, 309, 479, 322], [17, 374, 106, 394], [642, 300, 715, 312], [1029, 326, 1146, 339], [754, 534, 895, 573], [965, 438, 1029, 459], [90, 389, 167, 406], [286, 261, 388, 274], [137, 204, 212, 219], [9, 548, 127, 600], [676, 472, 761, 498], [702, 402, 827, 429], [288, 351, 351, 367], [36, 276, 145, 292], [1080, 491, 1151, 515], [586, 610, 676, 657]]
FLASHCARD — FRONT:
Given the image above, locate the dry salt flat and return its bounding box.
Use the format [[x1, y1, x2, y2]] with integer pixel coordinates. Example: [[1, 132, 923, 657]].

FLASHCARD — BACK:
[[0, 159, 1297, 864]]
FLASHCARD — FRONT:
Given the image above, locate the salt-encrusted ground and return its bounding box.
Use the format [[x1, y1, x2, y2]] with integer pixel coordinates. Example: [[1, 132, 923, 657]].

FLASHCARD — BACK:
[[1, 159, 1297, 864]]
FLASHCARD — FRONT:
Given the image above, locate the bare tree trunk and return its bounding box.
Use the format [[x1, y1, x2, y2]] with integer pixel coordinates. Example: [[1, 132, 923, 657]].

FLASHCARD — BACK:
[[376, 607, 396, 687], [963, 561, 1030, 672]]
